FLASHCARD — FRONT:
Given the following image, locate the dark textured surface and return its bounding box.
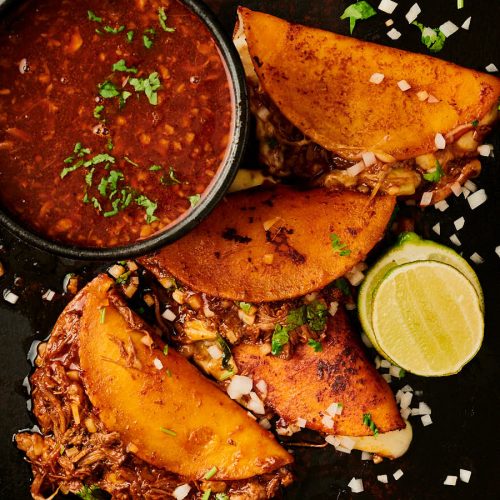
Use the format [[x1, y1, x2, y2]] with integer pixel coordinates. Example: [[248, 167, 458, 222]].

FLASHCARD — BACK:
[[0, 0, 499, 499]]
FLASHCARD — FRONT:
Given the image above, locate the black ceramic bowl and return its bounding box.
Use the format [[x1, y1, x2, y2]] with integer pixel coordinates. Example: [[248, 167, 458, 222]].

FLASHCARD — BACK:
[[0, 0, 249, 261]]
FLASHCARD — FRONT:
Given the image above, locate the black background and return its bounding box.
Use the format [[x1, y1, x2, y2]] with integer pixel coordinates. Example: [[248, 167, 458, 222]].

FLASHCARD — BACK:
[[0, 0, 499, 499]]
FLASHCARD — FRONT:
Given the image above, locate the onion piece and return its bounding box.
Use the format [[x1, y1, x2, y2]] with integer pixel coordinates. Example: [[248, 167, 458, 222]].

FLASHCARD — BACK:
[[393, 469, 404, 480], [477, 144, 493, 156], [434, 133, 446, 149], [377, 474, 389, 484], [427, 94, 440, 103], [450, 182, 462, 196], [378, 0, 398, 14], [449, 234, 461, 247], [400, 407, 411, 420], [420, 191, 433, 206], [256, 379, 268, 396], [459, 469, 472, 483], [227, 375, 253, 400], [385, 19, 394, 27], [348, 478, 364, 493], [247, 391, 265, 415], [470, 253, 484, 265], [444, 476, 458, 486], [434, 199, 449, 212], [329, 301, 339, 317], [421, 414, 433, 426], [495, 246, 500, 258], [173, 484, 191, 500], [346, 161, 366, 177], [467, 189, 487, 210], [207, 345, 223, 360], [153, 358, 163, 370], [432, 223, 441, 235], [416, 90, 429, 101], [297, 417, 307, 428], [464, 180, 477, 192], [42, 289, 55, 301], [259, 418, 271, 430], [321, 414, 334, 428], [369, 72, 385, 84], [325, 435, 340, 447], [397, 79, 411, 91], [400, 392, 413, 409], [387, 28, 401, 40], [485, 63, 498, 73], [405, 3, 420, 23], [362, 151, 376, 166], [454, 216, 465, 231], [162, 308, 176, 321], [3, 289, 19, 304], [326, 403, 340, 416], [439, 21, 459, 37], [461, 16, 471, 30], [361, 451, 373, 460]]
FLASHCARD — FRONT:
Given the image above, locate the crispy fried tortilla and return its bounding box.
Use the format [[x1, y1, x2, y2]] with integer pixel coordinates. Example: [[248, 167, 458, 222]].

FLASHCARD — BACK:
[[139, 185, 395, 302], [235, 8, 500, 202]]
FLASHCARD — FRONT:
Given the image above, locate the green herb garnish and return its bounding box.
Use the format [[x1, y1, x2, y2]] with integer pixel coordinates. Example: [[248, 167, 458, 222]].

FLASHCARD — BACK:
[[103, 25, 125, 35], [271, 324, 289, 356], [412, 21, 446, 53], [99, 307, 106, 324], [106, 137, 114, 151], [60, 159, 84, 179], [163, 345, 169, 356], [98, 81, 120, 99], [204, 466, 218, 480], [87, 11, 102, 23], [161, 166, 182, 185], [166, 368, 172, 377], [143, 33, 154, 49], [129, 72, 161, 105], [286, 305, 306, 329], [126, 30, 134, 42], [217, 335, 233, 371], [457, 0, 464, 8], [85, 167, 95, 187], [77, 484, 101, 500], [135, 194, 158, 223], [112, 59, 138, 74], [115, 271, 130, 284], [362, 413, 379, 436], [334, 278, 351, 296], [471, 119, 479, 127], [188, 194, 201, 207], [305, 300, 328, 331], [423, 160, 444, 182], [238, 302, 253, 313], [119, 90, 132, 109], [330, 233, 351, 256], [340, 1, 376, 34], [160, 427, 177, 436], [83, 153, 115, 168], [93, 105, 104, 119], [307, 338, 323, 352], [149, 165, 162, 171], [158, 7, 176, 32], [399, 368, 406, 378], [91, 197, 102, 211]]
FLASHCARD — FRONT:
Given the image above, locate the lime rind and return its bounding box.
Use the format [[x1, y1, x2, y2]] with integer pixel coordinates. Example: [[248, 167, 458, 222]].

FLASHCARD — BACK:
[[370, 260, 484, 377], [358, 232, 484, 352]]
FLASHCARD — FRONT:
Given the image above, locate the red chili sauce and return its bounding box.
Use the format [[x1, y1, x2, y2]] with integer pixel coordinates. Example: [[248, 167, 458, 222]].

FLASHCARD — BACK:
[[0, 0, 233, 247]]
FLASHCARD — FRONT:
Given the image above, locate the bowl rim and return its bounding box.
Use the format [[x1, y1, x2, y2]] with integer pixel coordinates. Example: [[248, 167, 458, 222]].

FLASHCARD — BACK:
[[0, 0, 249, 261]]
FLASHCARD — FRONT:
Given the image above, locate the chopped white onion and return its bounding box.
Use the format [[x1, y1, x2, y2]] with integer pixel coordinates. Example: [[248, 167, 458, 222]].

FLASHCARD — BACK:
[[325, 435, 340, 447], [421, 414, 433, 426], [393, 469, 404, 480], [401, 384, 413, 392], [495, 246, 500, 258], [470, 252, 484, 264], [162, 308, 176, 321], [382, 374, 392, 383], [432, 223, 441, 235], [434, 133, 446, 149], [203, 303, 215, 318], [416, 90, 429, 101], [467, 189, 487, 210], [462, 187, 471, 198], [207, 345, 223, 360], [450, 182, 462, 196], [227, 375, 253, 400], [389, 365, 403, 378], [464, 180, 477, 192], [256, 379, 268, 396], [153, 358, 163, 370], [247, 391, 265, 414], [385, 19, 394, 27], [108, 264, 125, 279], [419, 402, 432, 414], [361, 451, 373, 460], [362, 151, 377, 166], [369, 72, 385, 84], [405, 3, 421, 23], [305, 292, 318, 302], [427, 94, 440, 103], [439, 21, 459, 37], [329, 301, 339, 317], [434, 199, 449, 212], [454, 217, 465, 231], [444, 475, 458, 486], [400, 407, 411, 419], [42, 289, 55, 301], [485, 63, 498, 73], [395, 390, 403, 403], [297, 417, 307, 428], [420, 191, 433, 206], [400, 391, 413, 409], [449, 234, 461, 246], [397, 79, 411, 91], [345, 268, 365, 286], [346, 161, 366, 177], [339, 436, 356, 451], [461, 16, 471, 30], [326, 402, 339, 416], [411, 407, 421, 416], [173, 484, 191, 500], [321, 414, 334, 429], [377, 474, 389, 484], [336, 404, 343, 415], [459, 469, 472, 483], [3, 289, 19, 304], [348, 477, 364, 494], [378, 0, 398, 14], [259, 418, 271, 430], [477, 144, 493, 156], [387, 28, 401, 40], [381, 359, 391, 368], [374, 355, 381, 369]]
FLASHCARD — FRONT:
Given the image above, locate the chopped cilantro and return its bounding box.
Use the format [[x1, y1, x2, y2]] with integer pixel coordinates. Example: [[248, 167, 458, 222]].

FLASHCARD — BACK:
[[158, 7, 176, 32], [106, 137, 114, 151], [77, 484, 101, 500], [93, 104, 104, 120], [423, 160, 444, 182], [201, 491, 211, 500], [103, 188, 134, 217], [160, 427, 177, 436], [412, 21, 446, 53], [149, 164, 163, 171], [362, 413, 379, 436], [217, 335, 233, 371], [129, 72, 161, 105], [98, 81, 120, 99], [91, 197, 102, 211], [286, 305, 306, 330], [124, 156, 139, 167], [163, 344, 169, 356], [87, 11, 102, 23], [204, 466, 218, 480], [334, 278, 351, 296], [143, 33, 154, 49], [112, 59, 138, 74], [271, 324, 289, 356], [238, 301, 253, 313], [305, 300, 328, 331], [99, 307, 106, 324], [103, 25, 125, 35], [188, 194, 201, 207], [85, 167, 95, 187], [83, 153, 115, 168], [161, 166, 181, 185], [135, 194, 158, 223], [307, 338, 323, 352], [98, 170, 124, 197], [340, 1, 376, 34], [119, 90, 132, 109], [399, 368, 406, 378], [330, 233, 351, 256], [60, 159, 84, 179], [471, 119, 479, 127], [126, 30, 134, 42]]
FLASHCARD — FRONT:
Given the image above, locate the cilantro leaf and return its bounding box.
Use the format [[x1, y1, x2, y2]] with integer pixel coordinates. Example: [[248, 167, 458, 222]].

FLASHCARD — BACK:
[[340, 1, 376, 34], [60, 159, 84, 178], [307, 338, 323, 352], [215, 495, 230, 500], [271, 324, 289, 356], [77, 484, 101, 500], [423, 160, 444, 182], [160, 166, 181, 185], [91, 197, 102, 211], [363, 413, 379, 436], [238, 301, 253, 314], [103, 25, 125, 35], [135, 194, 158, 223], [106, 137, 113, 151], [126, 30, 134, 42], [93, 104, 104, 120], [85, 167, 95, 187], [98, 170, 124, 197], [471, 119, 479, 127], [412, 21, 446, 53], [217, 335, 233, 370], [143, 33, 154, 49], [330, 233, 351, 256], [112, 59, 138, 74], [335, 278, 351, 296], [83, 153, 115, 168], [149, 165, 162, 171], [286, 305, 306, 330], [98, 81, 120, 99], [158, 7, 176, 32], [87, 11, 102, 23], [305, 300, 328, 331], [188, 194, 201, 207], [129, 73, 161, 105]]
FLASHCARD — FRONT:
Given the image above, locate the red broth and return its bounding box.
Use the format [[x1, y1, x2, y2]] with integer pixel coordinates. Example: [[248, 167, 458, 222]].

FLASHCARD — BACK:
[[0, 0, 233, 247]]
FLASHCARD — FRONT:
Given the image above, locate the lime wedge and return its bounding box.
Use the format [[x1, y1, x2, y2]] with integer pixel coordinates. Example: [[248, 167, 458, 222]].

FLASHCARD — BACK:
[[358, 232, 484, 350], [371, 261, 484, 376]]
